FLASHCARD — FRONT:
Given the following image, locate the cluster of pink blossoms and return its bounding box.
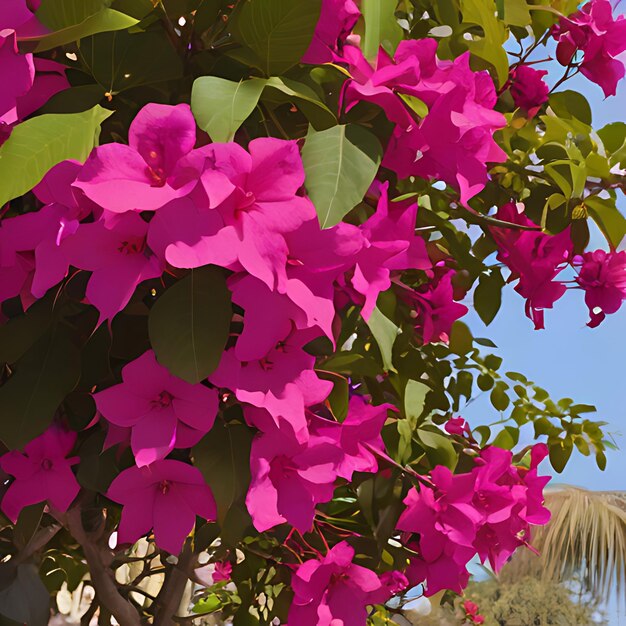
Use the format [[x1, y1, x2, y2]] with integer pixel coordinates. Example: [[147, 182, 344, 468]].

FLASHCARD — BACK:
[[397, 442, 551, 596], [0, 101, 466, 553], [491, 203, 626, 328], [0, 0, 623, 618], [0, 0, 68, 142], [552, 0, 626, 97]]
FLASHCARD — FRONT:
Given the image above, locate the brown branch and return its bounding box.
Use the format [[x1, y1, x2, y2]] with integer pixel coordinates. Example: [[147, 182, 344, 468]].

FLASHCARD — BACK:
[[154, 542, 197, 626], [65, 507, 142, 626]]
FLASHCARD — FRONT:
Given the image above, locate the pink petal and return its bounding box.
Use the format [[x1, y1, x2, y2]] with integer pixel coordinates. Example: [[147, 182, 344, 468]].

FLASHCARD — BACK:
[[152, 489, 196, 554], [131, 409, 178, 467]]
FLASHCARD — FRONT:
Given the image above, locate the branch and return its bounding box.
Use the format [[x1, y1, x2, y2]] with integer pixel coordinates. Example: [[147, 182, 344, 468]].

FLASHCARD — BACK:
[[154, 542, 197, 626], [65, 507, 142, 626]]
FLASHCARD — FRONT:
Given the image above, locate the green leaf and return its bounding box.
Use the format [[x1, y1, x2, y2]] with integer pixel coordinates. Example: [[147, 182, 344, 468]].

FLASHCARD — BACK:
[[548, 436, 573, 473], [474, 269, 504, 325], [193, 594, 223, 615], [0, 297, 54, 366], [302, 124, 382, 228], [232, 0, 322, 76], [0, 106, 112, 209], [318, 371, 349, 421], [30, 0, 138, 52], [263, 77, 336, 129], [492, 426, 519, 450], [490, 382, 510, 411], [80, 30, 183, 93], [0, 564, 50, 626], [365, 306, 399, 373], [193, 421, 253, 524], [449, 320, 473, 355], [191, 77, 267, 143], [149, 267, 232, 384], [585, 195, 626, 249], [404, 379, 429, 425], [0, 326, 81, 450], [503, 0, 531, 26], [361, 0, 402, 60], [13, 504, 45, 552], [598, 122, 626, 166], [398, 94, 428, 118], [460, 0, 509, 86], [416, 428, 457, 470], [548, 91, 592, 125]]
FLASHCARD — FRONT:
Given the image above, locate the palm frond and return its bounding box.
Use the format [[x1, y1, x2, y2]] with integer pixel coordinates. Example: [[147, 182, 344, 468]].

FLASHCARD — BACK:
[[502, 486, 626, 601]]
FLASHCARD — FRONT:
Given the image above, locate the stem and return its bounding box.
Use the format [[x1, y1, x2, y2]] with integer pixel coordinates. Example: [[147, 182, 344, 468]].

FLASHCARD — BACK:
[[154, 542, 197, 626], [65, 507, 142, 626]]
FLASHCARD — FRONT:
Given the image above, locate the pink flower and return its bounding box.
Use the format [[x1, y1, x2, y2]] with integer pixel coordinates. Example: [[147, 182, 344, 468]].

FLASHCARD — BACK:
[[94, 351, 219, 467], [0, 0, 45, 37], [0, 425, 80, 523], [63, 212, 164, 323], [310, 396, 394, 480], [350, 182, 430, 319], [491, 203, 572, 329], [396, 467, 481, 595], [209, 328, 332, 436], [0, 29, 34, 125], [107, 459, 216, 554], [288, 541, 394, 625], [246, 419, 341, 533], [342, 39, 506, 204], [552, 0, 626, 97], [574, 249, 626, 327], [464, 600, 479, 616], [471, 445, 551, 571], [407, 271, 469, 344], [229, 273, 333, 362], [74, 103, 202, 213], [510, 65, 549, 113], [165, 138, 315, 292], [0, 161, 85, 301], [213, 561, 232, 583], [445, 417, 471, 437], [15, 58, 69, 120], [301, 0, 360, 64]]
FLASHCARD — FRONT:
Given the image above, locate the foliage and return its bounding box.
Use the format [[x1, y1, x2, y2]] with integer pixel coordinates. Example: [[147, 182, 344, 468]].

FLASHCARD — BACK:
[[0, 0, 624, 624], [462, 577, 608, 626]]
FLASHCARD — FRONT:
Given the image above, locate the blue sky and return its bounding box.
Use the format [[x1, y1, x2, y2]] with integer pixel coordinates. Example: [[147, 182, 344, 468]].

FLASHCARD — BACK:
[[463, 63, 626, 618]]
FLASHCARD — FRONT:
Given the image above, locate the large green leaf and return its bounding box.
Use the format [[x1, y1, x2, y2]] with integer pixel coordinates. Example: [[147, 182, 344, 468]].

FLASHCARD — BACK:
[[80, 30, 183, 93], [0, 326, 81, 450], [302, 124, 382, 228], [231, 0, 322, 75], [262, 77, 336, 129], [365, 306, 399, 373], [149, 267, 232, 384], [361, 0, 402, 60], [191, 77, 267, 143], [460, 0, 509, 86], [417, 428, 457, 470], [585, 195, 626, 249], [29, 0, 138, 51], [193, 421, 253, 524], [0, 106, 112, 209]]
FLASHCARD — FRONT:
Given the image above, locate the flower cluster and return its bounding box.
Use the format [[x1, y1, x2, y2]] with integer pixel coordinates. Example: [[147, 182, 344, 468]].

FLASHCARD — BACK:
[[288, 541, 407, 626], [552, 0, 626, 97], [0, 4, 67, 142], [0, 0, 622, 619], [341, 39, 507, 204], [397, 444, 550, 595]]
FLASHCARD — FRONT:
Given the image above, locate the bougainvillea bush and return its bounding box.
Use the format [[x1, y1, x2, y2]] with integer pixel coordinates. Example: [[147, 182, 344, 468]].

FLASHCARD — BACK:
[[0, 0, 625, 624]]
